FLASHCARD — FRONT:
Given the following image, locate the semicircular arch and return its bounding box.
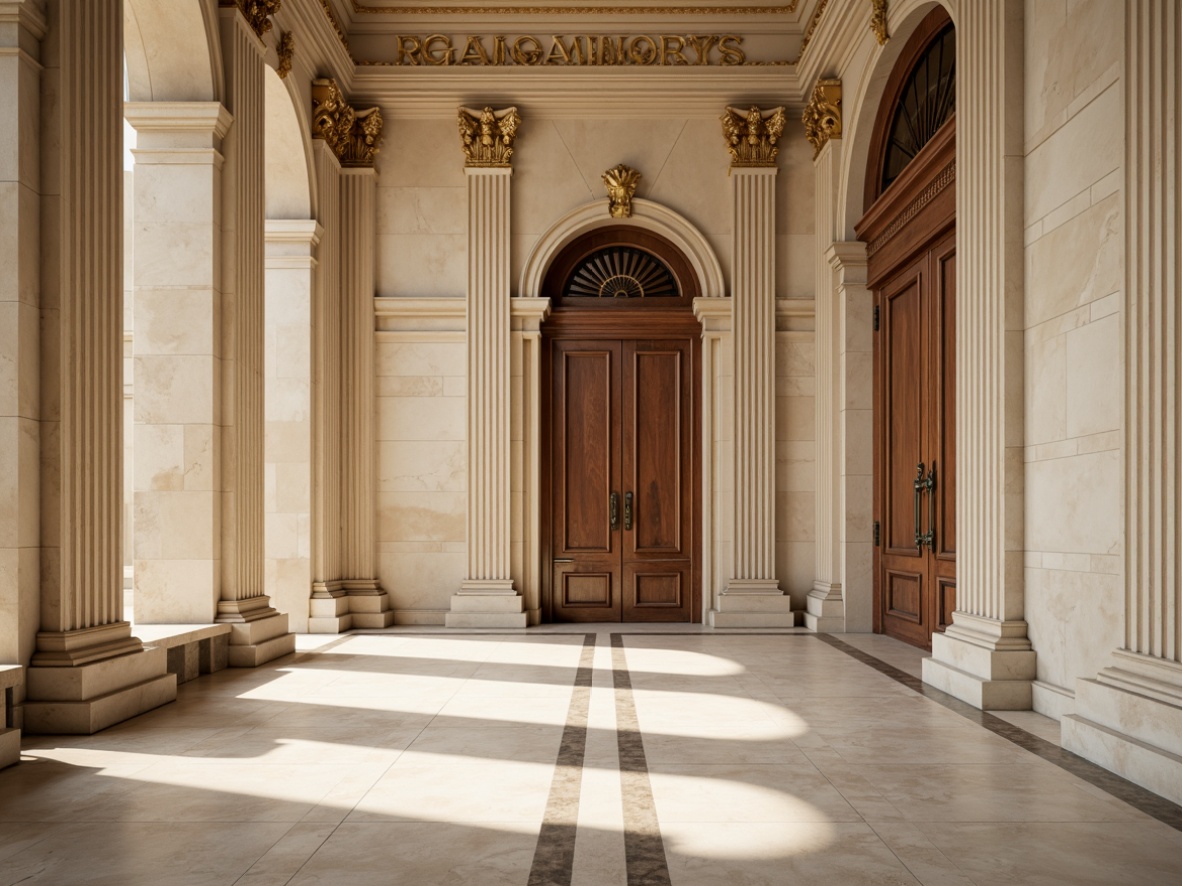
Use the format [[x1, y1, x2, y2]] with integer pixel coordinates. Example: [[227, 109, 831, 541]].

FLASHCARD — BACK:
[[124, 0, 221, 103], [520, 198, 726, 300]]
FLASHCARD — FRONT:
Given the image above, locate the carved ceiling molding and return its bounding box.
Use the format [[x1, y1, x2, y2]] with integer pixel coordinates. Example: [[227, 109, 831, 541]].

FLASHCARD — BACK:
[[312, 78, 385, 167], [458, 106, 522, 168], [319, 0, 350, 50], [277, 31, 295, 78], [721, 105, 786, 167], [220, 0, 282, 39], [870, 0, 889, 45], [802, 77, 841, 157], [603, 164, 642, 218], [350, 1, 800, 14]]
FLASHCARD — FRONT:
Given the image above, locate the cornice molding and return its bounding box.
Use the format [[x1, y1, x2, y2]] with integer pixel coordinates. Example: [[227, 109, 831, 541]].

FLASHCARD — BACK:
[[349, 1, 801, 15]]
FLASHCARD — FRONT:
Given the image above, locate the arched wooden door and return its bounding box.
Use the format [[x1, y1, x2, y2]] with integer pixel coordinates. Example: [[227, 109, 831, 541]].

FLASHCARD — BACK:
[[542, 228, 702, 623], [856, 9, 957, 650]]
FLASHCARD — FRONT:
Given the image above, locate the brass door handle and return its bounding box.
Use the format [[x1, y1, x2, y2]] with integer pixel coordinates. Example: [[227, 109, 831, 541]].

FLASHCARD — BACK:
[[913, 461, 936, 551], [610, 492, 619, 531], [624, 492, 633, 531]]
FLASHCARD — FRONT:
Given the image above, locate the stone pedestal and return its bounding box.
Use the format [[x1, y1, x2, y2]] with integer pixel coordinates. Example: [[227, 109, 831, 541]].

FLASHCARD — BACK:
[[1, 665, 25, 769]]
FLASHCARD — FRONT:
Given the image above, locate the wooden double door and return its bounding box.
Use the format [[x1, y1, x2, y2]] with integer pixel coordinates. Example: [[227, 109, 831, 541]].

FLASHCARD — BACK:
[[548, 335, 696, 622], [875, 229, 957, 648]]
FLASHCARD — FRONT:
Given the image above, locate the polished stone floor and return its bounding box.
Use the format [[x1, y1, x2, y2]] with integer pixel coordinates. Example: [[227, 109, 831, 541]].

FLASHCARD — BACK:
[[3, 627, 1182, 885]]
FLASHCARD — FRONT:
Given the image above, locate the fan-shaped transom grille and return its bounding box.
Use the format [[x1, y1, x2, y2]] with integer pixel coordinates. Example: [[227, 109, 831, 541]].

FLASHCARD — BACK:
[[565, 246, 679, 299], [883, 24, 955, 191]]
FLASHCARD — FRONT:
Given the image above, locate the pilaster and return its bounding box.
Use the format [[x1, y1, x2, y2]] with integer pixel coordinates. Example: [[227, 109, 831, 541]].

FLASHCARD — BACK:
[[807, 133, 845, 632], [1062, 0, 1182, 804], [922, 0, 1034, 708], [510, 297, 550, 626], [214, 5, 293, 666], [340, 167, 394, 627], [694, 297, 733, 621], [712, 105, 793, 627], [264, 219, 321, 634], [448, 106, 525, 629], [125, 101, 232, 626], [26, 0, 176, 733], [307, 137, 346, 632]]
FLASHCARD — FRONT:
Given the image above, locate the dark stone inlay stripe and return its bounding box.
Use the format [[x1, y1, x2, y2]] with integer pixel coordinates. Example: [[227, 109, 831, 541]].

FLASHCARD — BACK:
[[528, 633, 597, 886], [815, 633, 1182, 832], [611, 633, 673, 886]]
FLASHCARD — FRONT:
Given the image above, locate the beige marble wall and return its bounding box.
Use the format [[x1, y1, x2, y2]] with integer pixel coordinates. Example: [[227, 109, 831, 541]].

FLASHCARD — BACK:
[[1022, 0, 1124, 719], [373, 113, 815, 623], [776, 327, 817, 612], [375, 307, 467, 623]]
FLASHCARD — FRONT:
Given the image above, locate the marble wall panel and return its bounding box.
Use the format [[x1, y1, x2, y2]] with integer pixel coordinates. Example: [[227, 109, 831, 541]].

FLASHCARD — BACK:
[[1022, 4, 1125, 715]]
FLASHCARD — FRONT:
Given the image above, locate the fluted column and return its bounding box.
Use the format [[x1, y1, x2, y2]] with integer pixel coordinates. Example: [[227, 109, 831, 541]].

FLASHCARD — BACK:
[[0, 0, 47, 757], [213, 6, 294, 666], [711, 106, 793, 627], [448, 105, 525, 628], [340, 166, 395, 627], [24, 0, 176, 733], [922, 0, 1034, 708], [1062, 0, 1182, 804]]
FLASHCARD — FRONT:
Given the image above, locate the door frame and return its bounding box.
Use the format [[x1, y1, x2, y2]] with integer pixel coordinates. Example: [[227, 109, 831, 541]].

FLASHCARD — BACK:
[[539, 224, 704, 624]]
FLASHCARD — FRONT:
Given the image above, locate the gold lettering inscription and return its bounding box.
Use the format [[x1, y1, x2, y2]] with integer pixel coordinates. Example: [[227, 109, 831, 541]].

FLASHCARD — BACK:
[[423, 34, 454, 65], [390, 34, 755, 66]]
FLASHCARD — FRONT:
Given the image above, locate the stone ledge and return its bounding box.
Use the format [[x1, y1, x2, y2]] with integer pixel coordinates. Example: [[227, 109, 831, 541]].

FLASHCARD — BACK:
[[135, 624, 231, 685], [1, 665, 22, 771]]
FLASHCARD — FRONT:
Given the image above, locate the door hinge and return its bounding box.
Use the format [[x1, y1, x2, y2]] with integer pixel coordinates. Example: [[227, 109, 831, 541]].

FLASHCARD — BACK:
[[873, 305, 880, 332], [873, 520, 880, 546]]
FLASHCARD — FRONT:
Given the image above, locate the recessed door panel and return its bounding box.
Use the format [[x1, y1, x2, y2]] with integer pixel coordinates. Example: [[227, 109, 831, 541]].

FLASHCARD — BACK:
[[550, 336, 694, 623]]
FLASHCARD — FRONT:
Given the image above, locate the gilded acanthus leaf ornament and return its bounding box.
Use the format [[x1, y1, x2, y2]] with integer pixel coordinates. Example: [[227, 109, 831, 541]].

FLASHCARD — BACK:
[[870, 0, 889, 45], [311, 79, 385, 168], [603, 164, 641, 218], [802, 79, 842, 158], [277, 31, 295, 79], [458, 106, 522, 168], [220, 0, 282, 39], [721, 105, 786, 168]]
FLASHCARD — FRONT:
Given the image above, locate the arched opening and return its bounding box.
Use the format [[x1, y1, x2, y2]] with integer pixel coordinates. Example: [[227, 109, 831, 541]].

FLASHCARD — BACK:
[[855, 6, 956, 650], [540, 226, 702, 623]]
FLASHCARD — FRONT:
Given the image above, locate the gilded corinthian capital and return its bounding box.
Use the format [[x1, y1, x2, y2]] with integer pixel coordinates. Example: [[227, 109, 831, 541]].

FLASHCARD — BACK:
[[220, 0, 281, 39], [311, 78, 385, 168], [721, 106, 787, 168], [802, 79, 842, 159], [458, 107, 522, 168]]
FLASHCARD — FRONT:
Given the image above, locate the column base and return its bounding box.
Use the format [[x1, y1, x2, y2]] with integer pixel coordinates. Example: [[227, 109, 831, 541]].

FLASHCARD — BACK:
[[347, 579, 397, 629], [1062, 651, 1182, 806], [922, 613, 1035, 710], [309, 581, 351, 633], [446, 581, 527, 628], [217, 596, 296, 667], [804, 581, 845, 632], [24, 642, 177, 735], [709, 580, 797, 628]]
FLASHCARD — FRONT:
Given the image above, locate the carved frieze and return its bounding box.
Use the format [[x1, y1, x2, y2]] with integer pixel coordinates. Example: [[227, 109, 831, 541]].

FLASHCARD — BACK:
[[603, 164, 641, 218], [458, 106, 522, 168], [311, 78, 385, 168], [802, 78, 842, 158], [220, 0, 282, 39], [721, 105, 786, 168], [871, 0, 890, 45], [277, 31, 295, 79]]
